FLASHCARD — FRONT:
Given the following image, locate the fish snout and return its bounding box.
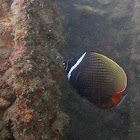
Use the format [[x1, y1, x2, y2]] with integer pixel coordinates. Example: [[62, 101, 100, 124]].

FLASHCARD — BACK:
[[62, 61, 68, 71]]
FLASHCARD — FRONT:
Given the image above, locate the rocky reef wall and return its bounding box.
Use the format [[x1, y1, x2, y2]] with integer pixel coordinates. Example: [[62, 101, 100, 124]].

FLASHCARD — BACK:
[[0, 0, 68, 139]]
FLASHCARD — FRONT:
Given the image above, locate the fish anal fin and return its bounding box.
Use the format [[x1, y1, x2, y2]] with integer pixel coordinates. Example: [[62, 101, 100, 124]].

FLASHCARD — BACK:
[[112, 92, 126, 105]]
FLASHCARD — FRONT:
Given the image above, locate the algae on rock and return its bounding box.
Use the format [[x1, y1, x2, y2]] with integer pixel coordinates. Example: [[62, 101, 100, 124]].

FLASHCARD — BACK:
[[0, 0, 68, 139]]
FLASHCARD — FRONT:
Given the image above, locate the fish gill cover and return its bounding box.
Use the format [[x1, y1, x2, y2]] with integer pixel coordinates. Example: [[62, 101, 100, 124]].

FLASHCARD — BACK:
[[0, 0, 68, 139]]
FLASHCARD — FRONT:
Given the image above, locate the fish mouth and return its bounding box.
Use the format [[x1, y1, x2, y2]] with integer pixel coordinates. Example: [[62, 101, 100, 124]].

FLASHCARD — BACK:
[[62, 61, 66, 66], [62, 60, 69, 72]]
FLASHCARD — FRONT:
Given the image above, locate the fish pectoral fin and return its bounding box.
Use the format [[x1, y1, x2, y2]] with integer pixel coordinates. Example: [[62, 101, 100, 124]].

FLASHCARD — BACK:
[[75, 72, 81, 83]]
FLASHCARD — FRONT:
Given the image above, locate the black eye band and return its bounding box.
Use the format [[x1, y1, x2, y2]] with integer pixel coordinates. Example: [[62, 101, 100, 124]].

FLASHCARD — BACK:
[[62, 61, 69, 71]]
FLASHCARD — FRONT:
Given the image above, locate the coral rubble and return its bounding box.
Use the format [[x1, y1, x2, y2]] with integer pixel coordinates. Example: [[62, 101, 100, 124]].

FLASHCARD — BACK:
[[0, 0, 68, 139]]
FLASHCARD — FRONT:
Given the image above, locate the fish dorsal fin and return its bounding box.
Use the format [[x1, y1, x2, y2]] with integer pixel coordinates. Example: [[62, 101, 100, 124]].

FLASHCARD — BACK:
[[93, 53, 127, 93]]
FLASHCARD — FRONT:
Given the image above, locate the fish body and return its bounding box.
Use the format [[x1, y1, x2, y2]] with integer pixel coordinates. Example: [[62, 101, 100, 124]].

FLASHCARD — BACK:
[[63, 52, 127, 109]]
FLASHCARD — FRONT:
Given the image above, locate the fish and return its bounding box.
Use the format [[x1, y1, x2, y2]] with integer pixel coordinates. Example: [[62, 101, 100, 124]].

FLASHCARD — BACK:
[[63, 52, 127, 109]]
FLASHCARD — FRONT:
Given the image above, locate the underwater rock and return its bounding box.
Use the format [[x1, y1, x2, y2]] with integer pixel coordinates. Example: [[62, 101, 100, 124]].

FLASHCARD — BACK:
[[97, 0, 112, 5], [108, 0, 133, 22], [0, 0, 12, 18], [0, 45, 11, 59], [129, 0, 140, 138], [51, 112, 69, 135], [0, 127, 13, 139], [0, 0, 68, 139], [0, 98, 11, 110], [74, 4, 106, 16], [0, 121, 3, 131]]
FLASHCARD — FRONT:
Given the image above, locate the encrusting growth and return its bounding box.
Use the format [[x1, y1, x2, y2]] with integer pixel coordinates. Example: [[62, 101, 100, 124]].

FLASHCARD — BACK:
[[0, 0, 68, 139]]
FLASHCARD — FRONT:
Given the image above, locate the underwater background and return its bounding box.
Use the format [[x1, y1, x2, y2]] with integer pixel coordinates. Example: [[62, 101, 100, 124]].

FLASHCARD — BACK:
[[0, 0, 139, 139]]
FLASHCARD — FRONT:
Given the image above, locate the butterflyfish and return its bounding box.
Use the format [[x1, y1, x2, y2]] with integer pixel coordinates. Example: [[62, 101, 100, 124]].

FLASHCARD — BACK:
[[63, 52, 127, 109]]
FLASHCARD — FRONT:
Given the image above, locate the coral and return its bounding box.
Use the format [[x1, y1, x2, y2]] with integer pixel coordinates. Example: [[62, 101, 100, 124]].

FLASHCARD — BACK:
[[0, 0, 68, 139], [0, 97, 11, 110], [0, 45, 11, 59], [24, 113, 33, 124]]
